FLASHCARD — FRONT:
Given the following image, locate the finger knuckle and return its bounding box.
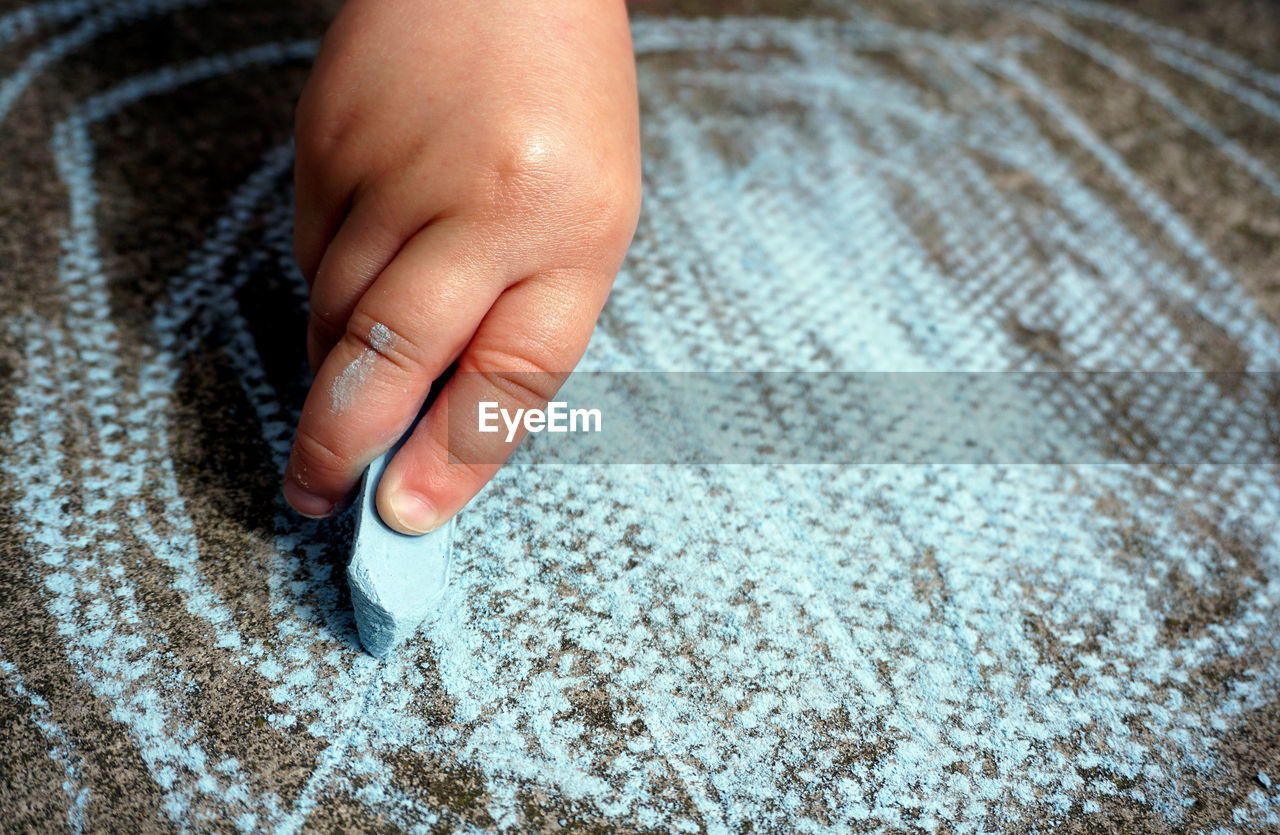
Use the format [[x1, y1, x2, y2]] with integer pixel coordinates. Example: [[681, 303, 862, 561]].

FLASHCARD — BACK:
[[479, 136, 640, 259], [486, 129, 573, 201], [295, 89, 361, 169], [483, 130, 606, 203], [462, 345, 566, 408], [340, 311, 423, 378], [309, 310, 344, 346], [292, 425, 351, 479]]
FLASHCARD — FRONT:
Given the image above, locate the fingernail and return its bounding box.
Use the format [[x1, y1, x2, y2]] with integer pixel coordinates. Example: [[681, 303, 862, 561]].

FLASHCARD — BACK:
[[387, 490, 441, 535], [283, 480, 333, 518]]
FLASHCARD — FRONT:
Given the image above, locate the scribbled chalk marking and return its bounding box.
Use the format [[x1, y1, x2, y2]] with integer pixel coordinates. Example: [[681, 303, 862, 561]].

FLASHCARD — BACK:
[[33, 40, 456, 833], [1028, 0, 1280, 97], [1017, 8, 1280, 201], [0, 0, 225, 122], [0, 655, 90, 833], [0, 0, 108, 46], [1150, 46, 1280, 125], [8, 41, 344, 831], [5, 7, 1280, 833]]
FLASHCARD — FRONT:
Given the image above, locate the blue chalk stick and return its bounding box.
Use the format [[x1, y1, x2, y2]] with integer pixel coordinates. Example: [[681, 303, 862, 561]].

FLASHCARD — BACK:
[[346, 449, 454, 658]]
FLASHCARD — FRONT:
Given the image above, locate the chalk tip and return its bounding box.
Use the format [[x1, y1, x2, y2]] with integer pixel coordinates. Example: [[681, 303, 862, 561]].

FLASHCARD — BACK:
[[347, 450, 454, 657]]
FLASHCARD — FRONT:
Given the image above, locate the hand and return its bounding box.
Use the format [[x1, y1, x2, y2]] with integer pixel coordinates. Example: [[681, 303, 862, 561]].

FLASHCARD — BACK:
[[285, 0, 641, 532]]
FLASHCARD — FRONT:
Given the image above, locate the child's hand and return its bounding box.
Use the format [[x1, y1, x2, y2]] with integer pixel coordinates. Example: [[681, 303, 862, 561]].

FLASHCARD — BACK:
[[284, 0, 640, 532]]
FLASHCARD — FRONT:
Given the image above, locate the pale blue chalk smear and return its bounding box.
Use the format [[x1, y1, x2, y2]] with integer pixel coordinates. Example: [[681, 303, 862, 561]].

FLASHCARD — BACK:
[[347, 448, 454, 658]]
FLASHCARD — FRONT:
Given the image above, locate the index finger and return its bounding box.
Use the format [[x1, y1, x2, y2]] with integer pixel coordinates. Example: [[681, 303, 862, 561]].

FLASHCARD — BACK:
[[282, 225, 503, 517]]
